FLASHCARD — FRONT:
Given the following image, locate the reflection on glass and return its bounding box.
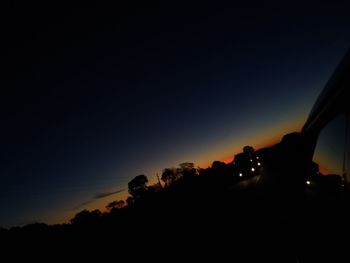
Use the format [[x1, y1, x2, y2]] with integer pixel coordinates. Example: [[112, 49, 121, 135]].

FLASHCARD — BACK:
[[313, 114, 346, 177]]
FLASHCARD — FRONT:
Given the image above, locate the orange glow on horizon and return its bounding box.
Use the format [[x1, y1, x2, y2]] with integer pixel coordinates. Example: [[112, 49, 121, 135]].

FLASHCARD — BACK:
[[317, 163, 334, 176], [198, 113, 305, 168], [222, 156, 234, 164], [50, 114, 306, 225]]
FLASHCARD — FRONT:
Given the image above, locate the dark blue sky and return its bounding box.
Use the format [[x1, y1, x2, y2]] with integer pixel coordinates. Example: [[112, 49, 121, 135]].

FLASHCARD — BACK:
[[2, 2, 350, 227]]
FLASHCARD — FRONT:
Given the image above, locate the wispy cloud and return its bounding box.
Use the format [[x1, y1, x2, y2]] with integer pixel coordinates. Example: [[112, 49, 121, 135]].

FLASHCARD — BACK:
[[93, 189, 126, 199], [71, 188, 126, 211]]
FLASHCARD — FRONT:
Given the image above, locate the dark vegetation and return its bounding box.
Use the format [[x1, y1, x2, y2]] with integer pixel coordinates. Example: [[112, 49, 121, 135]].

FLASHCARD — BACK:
[[1, 132, 349, 261]]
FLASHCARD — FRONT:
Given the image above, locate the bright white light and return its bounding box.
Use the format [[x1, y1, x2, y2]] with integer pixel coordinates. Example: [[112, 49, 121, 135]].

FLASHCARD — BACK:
[[251, 168, 255, 172], [239, 173, 243, 177], [256, 156, 259, 159], [250, 159, 253, 162], [306, 180, 311, 185], [257, 162, 261, 166]]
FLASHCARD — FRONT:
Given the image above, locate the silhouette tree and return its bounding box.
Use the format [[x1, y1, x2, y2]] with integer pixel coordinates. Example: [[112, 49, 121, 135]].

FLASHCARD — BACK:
[[161, 168, 177, 187], [126, 196, 134, 206], [70, 209, 102, 226], [128, 174, 149, 200], [211, 161, 227, 171], [243, 145, 254, 156], [179, 162, 196, 178], [106, 200, 125, 211]]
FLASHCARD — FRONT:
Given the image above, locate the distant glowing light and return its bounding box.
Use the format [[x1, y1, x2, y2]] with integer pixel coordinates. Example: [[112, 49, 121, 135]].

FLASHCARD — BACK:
[[306, 180, 311, 185], [239, 173, 243, 177], [257, 162, 261, 166], [251, 168, 255, 172], [256, 156, 259, 159], [250, 159, 253, 162]]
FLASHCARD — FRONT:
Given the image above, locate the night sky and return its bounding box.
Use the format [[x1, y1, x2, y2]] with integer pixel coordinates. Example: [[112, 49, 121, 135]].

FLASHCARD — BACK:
[[2, 2, 350, 227]]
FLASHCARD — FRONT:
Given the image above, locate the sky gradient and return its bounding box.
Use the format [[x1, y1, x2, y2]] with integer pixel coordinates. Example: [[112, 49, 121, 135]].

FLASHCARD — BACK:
[[2, 3, 350, 227]]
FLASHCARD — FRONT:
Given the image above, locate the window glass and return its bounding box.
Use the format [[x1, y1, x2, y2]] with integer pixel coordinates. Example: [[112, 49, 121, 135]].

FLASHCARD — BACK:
[[313, 114, 347, 179]]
